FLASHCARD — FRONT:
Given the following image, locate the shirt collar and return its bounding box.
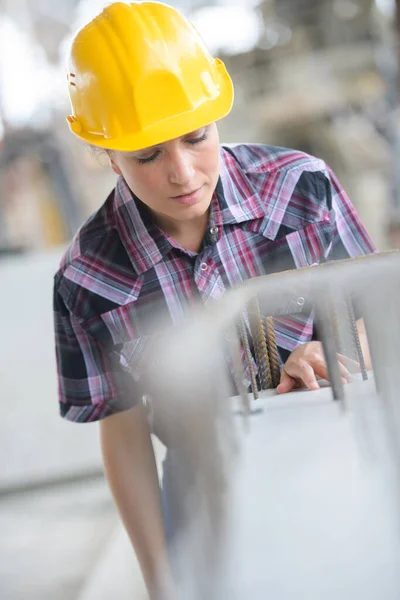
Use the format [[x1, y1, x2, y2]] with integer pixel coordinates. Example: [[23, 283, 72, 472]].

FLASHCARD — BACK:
[[113, 146, 268, 275], [218, 146, 267, 225], [113, 176, 171, 275]]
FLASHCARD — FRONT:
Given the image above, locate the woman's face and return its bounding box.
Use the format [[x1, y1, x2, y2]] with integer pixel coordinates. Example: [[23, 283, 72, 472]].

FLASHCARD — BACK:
[[109, 123, 220, 226]]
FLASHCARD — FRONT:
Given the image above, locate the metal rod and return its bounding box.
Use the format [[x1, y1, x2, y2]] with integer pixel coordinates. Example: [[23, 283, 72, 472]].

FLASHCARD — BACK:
[[346, 297, 368, 380], [239, 313, 259, 400], [313, 285, 344, 401]]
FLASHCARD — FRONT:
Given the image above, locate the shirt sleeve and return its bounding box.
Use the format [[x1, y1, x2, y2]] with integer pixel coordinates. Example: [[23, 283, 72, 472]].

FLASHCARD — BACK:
[[323, 165, 377, 261], [53, 283, 138, 423]]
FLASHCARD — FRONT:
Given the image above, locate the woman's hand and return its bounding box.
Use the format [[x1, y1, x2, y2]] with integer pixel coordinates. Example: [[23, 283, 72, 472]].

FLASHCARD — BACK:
[[276, 341, 360, 394]]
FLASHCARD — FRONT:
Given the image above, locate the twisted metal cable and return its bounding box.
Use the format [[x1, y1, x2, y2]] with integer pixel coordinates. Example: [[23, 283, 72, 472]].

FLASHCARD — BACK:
[[264, 316, 281, 388], [248, 297, 272, 391]]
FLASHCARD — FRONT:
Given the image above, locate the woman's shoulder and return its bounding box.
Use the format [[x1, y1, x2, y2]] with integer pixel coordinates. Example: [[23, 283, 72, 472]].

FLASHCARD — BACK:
[[221, 143, 326, 175], [56, 189, 116, 277], [218, 143, 336, 234], [53, 188, 140, 319]]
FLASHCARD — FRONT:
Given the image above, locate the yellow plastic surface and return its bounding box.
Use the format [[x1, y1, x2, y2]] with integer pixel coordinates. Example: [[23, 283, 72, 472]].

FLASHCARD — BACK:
[[66, 2, 234, 151]]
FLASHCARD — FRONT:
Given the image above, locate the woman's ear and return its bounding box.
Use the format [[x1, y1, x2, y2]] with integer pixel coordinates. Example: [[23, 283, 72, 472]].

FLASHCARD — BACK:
[[109, 151, 122, 176]]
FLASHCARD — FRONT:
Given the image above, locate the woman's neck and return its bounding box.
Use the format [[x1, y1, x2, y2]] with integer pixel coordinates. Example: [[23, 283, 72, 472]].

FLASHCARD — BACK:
[[154, 210, 210, 253]]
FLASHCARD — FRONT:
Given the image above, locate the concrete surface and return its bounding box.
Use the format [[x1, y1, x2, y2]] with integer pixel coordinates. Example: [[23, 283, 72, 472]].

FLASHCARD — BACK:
[[77, 527, 147, 600], [0, 479, 117, 600], [0, 249, 102, 489], [0, 250, 118, 599], [76, 437, 166, 600]]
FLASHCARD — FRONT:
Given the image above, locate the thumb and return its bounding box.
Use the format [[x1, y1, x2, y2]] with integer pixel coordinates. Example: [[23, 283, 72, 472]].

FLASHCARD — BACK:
[[276, 368, 295, 395]]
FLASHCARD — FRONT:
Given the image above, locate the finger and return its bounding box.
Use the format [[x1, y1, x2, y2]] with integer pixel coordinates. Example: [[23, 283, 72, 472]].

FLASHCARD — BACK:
[[310, 359, 349, 385], [337, 361, 352, 383], [337, 353, 361, 373], [276, 368, 296, 395], [306, 357, 332, 383], [282, 359, 320, 391], [296, 360, 320, 391]]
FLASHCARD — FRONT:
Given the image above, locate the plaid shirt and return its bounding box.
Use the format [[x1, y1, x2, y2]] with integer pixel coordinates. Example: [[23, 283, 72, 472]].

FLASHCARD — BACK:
[[53, 144, 375, 423]]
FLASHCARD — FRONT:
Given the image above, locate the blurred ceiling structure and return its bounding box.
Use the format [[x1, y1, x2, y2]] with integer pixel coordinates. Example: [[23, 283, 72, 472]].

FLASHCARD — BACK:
[[0, 0, 78, 63], [0, 0, 399, 251], [0, 1, 393, 63]]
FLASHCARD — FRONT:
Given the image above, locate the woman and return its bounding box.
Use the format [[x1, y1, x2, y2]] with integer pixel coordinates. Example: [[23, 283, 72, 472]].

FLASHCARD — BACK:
[[54, 2, 374, 598]]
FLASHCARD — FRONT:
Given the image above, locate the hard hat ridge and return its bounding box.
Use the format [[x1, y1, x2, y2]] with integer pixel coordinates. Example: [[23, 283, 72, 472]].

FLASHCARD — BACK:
[[66, 1, 234, 151]]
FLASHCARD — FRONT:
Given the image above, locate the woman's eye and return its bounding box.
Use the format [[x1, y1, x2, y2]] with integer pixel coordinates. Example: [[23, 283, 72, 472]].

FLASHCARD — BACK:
[[135, 130, 208, 163], [186, 132, 208, 145], [136, 151, 160, 164]]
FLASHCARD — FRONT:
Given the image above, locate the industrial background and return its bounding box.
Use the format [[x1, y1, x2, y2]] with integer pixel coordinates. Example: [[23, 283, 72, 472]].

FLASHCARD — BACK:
[[1, 1, 399, 598]]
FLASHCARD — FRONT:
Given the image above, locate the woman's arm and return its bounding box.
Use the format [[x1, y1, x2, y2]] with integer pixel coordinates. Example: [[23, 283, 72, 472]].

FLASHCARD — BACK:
[[99, 404, 176, 599]]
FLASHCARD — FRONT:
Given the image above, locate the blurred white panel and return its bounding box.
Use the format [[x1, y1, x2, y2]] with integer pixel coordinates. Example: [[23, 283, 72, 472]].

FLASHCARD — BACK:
[[375, 0, 396, 18], [191, 5, 263, 55], [0, 249, 102, 489], [0, 16, 61, 127]]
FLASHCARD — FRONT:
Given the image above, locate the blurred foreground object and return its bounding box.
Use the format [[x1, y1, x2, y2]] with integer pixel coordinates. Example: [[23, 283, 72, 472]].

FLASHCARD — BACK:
[[142, 250, 400, 599]]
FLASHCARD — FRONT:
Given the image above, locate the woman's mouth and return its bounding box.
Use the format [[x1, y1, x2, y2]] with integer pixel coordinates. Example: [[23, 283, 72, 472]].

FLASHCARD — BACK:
[[171, 186, 203, 206]]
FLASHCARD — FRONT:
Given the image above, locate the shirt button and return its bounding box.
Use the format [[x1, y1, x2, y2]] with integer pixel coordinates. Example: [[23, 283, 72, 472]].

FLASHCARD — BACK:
[[200, 262, 208, 271], [297, 296, 305, 307], [209, 226, 219, 235]]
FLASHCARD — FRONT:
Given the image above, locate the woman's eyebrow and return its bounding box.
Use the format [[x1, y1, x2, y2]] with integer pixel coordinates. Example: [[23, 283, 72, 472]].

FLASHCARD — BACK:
[[183, 127, 206, 138], [126, 143, 163, 157], [125, 127, 206, 156]]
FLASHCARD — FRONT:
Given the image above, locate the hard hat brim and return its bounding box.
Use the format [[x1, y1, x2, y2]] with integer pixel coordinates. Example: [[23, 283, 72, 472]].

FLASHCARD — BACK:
[[68, 73, 234, 152]]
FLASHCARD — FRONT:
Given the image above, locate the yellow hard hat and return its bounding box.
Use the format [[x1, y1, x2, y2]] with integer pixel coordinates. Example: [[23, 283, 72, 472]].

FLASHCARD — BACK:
[[66, 1, 234, 151]]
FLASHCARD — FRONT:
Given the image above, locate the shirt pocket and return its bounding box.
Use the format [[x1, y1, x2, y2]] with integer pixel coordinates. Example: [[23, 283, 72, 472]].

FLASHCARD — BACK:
[[285, 217, 333, 269], [249, 217, 334, 320]]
